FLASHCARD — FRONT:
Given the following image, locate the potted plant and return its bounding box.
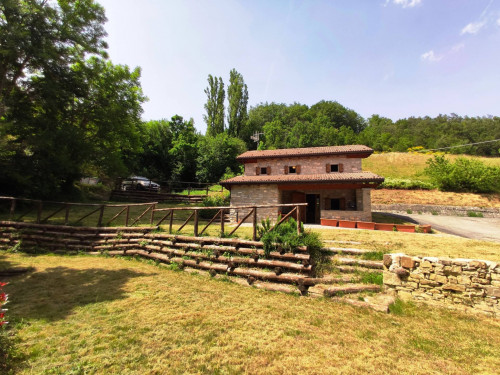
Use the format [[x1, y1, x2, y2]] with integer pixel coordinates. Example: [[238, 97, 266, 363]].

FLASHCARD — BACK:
[[395, 224, 416, 233], [375, 223, 395, 231], [338, 220, 357, 228], [357, 221, 376, 230], [320, 218, 338, 227]]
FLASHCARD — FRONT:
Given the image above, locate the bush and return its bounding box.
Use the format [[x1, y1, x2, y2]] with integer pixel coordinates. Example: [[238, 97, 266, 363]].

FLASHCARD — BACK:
[[378, 178, 435, 190], [199, 192, 230, 219], [425, 156, 500, 193], [258, 217, 326, 275]]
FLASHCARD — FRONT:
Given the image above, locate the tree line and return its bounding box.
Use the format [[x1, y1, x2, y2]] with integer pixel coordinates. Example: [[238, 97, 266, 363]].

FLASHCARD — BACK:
[[1, 1, 498, 200]]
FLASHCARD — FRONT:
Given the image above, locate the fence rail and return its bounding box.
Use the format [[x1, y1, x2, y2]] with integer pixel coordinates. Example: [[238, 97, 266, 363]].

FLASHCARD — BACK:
[[0, 197, 307, 239], [0, 196, 157, 227]]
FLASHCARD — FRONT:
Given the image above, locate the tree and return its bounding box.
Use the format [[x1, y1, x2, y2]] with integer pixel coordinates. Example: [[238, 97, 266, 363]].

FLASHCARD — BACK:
[[203, 75, 225, 136], [0, 1, 146, 198], [227, 69, 248, 138], [196, 133, 246, 183], [168, 115, 199, 183], [0, 0, 108, 118]]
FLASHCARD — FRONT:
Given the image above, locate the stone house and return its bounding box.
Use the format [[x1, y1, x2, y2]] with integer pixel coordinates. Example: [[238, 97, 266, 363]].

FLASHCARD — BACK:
[[220, 145, 384, 223]]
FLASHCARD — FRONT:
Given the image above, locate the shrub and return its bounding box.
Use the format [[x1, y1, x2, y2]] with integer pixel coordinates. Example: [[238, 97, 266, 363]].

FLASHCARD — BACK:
[[199, 192, 230, 219], [425, 155, 500, 193], [378, 178, 435, 190], [467, 211, 484, 218], [257, 217, 326, 275]]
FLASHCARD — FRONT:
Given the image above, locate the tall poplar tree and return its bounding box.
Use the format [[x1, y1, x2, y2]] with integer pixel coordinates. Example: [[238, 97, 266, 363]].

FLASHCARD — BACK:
[[203, 75, 225, 136], [227, 69, 248, 138]]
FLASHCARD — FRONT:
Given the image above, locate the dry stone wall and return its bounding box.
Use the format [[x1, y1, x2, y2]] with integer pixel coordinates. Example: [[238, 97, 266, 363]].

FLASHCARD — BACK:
[[383, 253, 499, 317]]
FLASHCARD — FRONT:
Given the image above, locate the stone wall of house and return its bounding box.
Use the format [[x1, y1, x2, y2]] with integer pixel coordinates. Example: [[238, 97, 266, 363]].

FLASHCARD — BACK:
[[319, 188, 372, 221], [244, 155, 363, 176], [383, 253, 500, 317], [229, 184, 280, 222]]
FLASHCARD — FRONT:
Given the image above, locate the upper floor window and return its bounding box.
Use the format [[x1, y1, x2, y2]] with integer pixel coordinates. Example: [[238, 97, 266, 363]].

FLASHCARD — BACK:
[[326, 163, 344, 173], [256, 166, 271, 175], [284, 165, 301, 174]]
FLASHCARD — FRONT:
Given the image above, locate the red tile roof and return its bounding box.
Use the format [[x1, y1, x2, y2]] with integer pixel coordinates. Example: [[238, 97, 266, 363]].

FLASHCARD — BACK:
[[237, 145, 373, 161], [221, 172, 384, 186]]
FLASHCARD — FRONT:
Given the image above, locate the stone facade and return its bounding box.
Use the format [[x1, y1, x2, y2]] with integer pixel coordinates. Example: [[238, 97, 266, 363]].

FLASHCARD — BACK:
[[383, 253, 500, 317], [229, 184, 280, 222], [320, 188, 371, 222], [244, 155, 362, 176]]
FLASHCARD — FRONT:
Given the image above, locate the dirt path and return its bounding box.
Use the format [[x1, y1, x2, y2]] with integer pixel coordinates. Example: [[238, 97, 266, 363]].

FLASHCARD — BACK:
[[405, 214, 500, 243]]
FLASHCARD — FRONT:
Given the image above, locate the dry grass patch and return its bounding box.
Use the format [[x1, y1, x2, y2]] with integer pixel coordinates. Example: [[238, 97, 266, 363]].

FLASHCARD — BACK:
[[372, 189, 500, 208], [316, 228, 500, 262], [1, 253, 499, 374]]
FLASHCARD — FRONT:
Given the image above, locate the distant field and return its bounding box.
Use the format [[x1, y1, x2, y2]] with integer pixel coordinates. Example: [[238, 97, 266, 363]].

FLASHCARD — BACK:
[[362, 152, 500, 181]]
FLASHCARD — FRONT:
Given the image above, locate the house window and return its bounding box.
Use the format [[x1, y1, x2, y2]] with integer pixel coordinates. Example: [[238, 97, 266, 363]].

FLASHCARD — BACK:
[[325, 198, 346, 210], [256, 166, 271, 175], [326, 163, 344, 173], [331, 198, 341, 210], [284, 165, 301, 174]]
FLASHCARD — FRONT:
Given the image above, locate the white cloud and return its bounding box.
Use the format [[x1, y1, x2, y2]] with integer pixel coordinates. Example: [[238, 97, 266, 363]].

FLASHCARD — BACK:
[[460, 21, 486, 35], [451, 43, 465, 53], [421, 50, 442, 62], [386, 0, 422, 8], [497, 17, 500, 27]]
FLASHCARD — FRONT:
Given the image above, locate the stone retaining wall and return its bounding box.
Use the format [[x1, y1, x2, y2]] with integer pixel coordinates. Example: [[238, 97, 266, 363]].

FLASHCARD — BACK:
[[373, 204, 500, 218], [383, 253, 499, 317]]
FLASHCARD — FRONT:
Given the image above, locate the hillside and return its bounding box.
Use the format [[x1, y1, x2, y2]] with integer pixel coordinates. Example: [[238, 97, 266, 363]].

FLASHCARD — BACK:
[[363, 152, 500, 207]]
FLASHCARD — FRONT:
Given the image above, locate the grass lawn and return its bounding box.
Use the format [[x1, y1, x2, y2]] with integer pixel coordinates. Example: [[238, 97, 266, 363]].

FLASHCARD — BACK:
[[362, 152, 500, 182], [1, 252, 499, 374]]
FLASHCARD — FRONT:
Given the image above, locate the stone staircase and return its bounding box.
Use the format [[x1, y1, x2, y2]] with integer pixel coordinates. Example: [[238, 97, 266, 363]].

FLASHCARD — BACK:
[[306, 241, 393, 312]]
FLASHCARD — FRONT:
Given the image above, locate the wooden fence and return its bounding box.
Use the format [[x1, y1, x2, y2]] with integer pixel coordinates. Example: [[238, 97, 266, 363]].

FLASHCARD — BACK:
[[109, 189, 207, 203], [0, 196, 157, 227], [0, 196, 307, 240], [152, 203, 308, 240]]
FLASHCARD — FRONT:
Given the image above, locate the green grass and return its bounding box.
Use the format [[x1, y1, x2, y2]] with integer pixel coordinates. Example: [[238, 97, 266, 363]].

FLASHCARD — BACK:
[[363, 152, 500, 182], [1, 253, 499, 374]]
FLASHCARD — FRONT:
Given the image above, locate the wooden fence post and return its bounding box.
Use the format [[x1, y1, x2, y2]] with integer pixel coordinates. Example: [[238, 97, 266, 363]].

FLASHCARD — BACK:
[[206, 186, 209, 196], [169, 209, 174, 233], [64, 204, 70, 225], [9, 199, 16, 221], [150, 204, 156, 225], [296, 205, 302, 234], [188, 187, 191, 196], [36, 201, 43, 223], [252, 207, 257, 241], [97, 205, 105, 227], [193, 209, 199, 237], [220, 208, 225, 234], [125, 206, 130, 227]]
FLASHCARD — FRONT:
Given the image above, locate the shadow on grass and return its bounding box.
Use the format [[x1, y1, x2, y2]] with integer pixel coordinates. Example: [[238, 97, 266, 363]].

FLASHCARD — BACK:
[[5, 263, 153, 322]]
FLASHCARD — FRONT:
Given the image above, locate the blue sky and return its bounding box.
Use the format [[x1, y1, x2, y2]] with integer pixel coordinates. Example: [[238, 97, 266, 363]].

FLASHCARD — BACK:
[[98, 0, 500, 133]]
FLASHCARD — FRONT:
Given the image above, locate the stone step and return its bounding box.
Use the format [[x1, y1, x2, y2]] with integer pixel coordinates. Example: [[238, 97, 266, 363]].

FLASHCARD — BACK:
[[334, 257, 383, 269], [323, 284, 382, 297], [323, 240, 362, 245], [323, 247, 373, 255], [331, 294, 396, 313], [335, 265, 382, 274], [305, 274, 361, 285], [308, 283, 381, 298]]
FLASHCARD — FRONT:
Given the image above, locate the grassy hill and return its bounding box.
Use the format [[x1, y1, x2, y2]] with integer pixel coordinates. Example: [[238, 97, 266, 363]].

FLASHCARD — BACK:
[[363, 152, 500, 207], [362, 152, 500, 182]]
